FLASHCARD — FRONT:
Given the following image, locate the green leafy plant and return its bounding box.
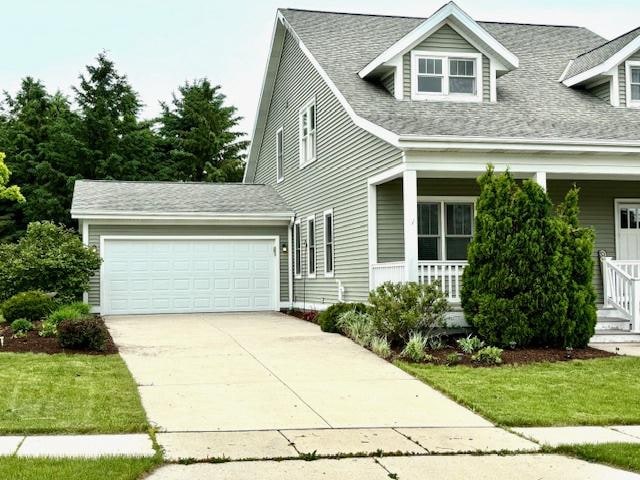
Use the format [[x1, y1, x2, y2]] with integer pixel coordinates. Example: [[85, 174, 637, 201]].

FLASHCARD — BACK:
[[400, 332, 429, 362], [1, 291, 55, 322], [368, 282, 449, 346], [337, 310, 374, 347], [472, 346, 504, 365], [445, 352, 462, 366], [370, 336, 392, 359], [317, 302, 367, 333], [427, 335, 446, 351], [456, 335, 485, 354], [0, 222, 102, 304], [47, 302, 91, 326], [57, 317, 108, 351], [39, 320, 58, 337], [10, 318, 34, 336]]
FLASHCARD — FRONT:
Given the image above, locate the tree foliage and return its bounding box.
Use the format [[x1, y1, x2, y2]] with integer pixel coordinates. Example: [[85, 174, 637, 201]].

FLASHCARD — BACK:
[[461, 166, 596, 348], [0, 152, 24, 204]]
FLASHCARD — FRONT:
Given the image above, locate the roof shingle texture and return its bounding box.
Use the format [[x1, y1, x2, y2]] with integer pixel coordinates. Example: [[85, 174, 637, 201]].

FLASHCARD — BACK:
[[72, 180, 292, 215], [280, 9, 640, 142], [565, 27, 640, 79]]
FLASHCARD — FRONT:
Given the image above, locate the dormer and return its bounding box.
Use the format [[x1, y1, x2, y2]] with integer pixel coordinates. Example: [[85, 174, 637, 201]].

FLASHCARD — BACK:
[[561, 27, 640, 108], [360, 2, 519, 103]]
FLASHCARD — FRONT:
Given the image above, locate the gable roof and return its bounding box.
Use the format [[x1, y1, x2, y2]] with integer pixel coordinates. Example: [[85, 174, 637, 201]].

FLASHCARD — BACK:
[[71, 180, 292, 218], [359, 1, 518, 79], [562, 27, 640, 85]]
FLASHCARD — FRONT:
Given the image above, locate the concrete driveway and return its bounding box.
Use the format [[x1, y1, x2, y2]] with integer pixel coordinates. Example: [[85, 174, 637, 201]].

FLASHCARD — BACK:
[[106, 312, 490, 432]]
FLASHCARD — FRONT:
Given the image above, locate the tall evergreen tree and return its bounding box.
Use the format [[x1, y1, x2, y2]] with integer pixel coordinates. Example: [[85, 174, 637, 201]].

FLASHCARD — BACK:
[[158, 79, 248, 182]]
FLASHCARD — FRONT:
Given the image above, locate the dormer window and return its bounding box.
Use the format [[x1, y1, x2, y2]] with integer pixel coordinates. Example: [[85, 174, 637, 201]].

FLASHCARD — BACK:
[[628, 62, 640, 106], [411, 51, 482, 102]]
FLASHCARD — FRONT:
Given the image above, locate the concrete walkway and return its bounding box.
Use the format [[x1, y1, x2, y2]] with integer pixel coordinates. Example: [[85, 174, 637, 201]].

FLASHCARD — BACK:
[[106, 312, 489, 432], [0, 434, 154, 458], [591, 343, 640, 357]]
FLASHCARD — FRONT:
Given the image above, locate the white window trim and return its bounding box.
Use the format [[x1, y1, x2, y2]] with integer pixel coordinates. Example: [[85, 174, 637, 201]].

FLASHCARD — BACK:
[[276, 127, 284, 183], [417, 196, 477, 261], [306, 215, 316, 278], [411, 50, 483, 103], [626, 61, 640, 108], [323, 209, 335, 278], [294, 218, 302, 279], [298, 97, 317, 168]]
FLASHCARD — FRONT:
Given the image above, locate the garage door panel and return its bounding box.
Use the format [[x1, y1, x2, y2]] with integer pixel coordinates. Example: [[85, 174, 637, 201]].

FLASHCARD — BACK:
[[103, 238, 276, 315]]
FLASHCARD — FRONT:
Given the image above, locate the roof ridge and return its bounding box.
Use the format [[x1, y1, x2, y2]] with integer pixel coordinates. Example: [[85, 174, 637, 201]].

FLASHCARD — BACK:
[[573, 25, 640, 59], [280, 7, 585, 29], [76, 179, 266, 186]]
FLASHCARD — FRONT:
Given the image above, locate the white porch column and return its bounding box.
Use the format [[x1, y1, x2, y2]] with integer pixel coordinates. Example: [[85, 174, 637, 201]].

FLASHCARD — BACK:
[[367, 183, 378, 291], [403, 170, 419, 282], [534, 171, 547, 191]]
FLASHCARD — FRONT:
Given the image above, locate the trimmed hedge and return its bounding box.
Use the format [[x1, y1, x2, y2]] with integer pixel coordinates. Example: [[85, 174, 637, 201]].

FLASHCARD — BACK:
[[1, 291, 55, 323], [58, 317, 108, 351], [317, 302, 367, 333]]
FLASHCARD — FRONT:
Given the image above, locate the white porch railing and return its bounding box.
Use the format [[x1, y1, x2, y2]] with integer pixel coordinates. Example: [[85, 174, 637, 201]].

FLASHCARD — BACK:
[[602, 257, 640, 332], [370, 261, 467, 303]]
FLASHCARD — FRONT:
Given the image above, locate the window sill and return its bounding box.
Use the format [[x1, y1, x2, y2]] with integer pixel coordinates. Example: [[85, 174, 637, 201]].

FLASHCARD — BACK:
[[307, 274, 316, 279], [276, 177, 284, 184], [324, 271, 335, 278], [411, 93, 482, 103], [299, 158, 317, 169]]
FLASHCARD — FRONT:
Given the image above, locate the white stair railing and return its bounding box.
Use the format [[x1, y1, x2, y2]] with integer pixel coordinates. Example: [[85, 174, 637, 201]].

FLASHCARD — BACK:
[[603, 257, 640, 332]]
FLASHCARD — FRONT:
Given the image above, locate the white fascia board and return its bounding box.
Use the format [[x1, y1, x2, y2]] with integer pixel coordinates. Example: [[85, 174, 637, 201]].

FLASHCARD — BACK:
[[562, 36, 640, 87], [358, 1, 518, 79], [71, 211, 293, 221]]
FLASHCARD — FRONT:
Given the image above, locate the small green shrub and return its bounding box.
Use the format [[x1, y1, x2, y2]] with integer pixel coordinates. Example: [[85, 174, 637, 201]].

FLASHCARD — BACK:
[[318, 302, 367, 333], [446, 352, 462, 366], [400, 332, 428, 362], [1, 291, 55, 322], [39, 320, 58, 337], [472, 346, 503, 365], [370, 336, 392, 359], [337, 310, 374, 347], [11, 318, 34, 335], [57, 317, 108, 351], [47, 302, 91, 326], [368, 282, 449, 346], [456, 335, 485, 354], [427, 335, 446, 351]]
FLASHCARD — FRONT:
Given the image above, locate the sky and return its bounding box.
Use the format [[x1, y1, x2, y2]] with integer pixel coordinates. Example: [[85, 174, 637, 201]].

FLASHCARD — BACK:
[[2, 0, 640, 138]]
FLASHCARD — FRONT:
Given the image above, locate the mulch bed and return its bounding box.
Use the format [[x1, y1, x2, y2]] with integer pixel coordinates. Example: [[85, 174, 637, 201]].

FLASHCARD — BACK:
[[0, 318, 118, 355], [422, 344, 614, 367]]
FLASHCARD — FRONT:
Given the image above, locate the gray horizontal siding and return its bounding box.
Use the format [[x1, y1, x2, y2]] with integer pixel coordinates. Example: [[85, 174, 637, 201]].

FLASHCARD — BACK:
[[381, 71, 394, 96], [252, 31, 403, 305], [402, 24, 490, 102], [87, 224, 289, 308], [589, 80, 611, 103]]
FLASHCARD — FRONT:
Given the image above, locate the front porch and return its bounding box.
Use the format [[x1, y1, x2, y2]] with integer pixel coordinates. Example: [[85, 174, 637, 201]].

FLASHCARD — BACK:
[[368, 167, 640, 339]]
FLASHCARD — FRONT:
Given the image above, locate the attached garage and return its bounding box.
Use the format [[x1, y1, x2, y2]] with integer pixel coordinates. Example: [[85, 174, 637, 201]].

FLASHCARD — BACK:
[[71, 181, 293, 315]]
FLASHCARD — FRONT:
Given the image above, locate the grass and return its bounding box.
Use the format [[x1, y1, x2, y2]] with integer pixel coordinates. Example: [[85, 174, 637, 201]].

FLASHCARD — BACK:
[[555, 443, 640, 474], [396, 356, 640, 426], [0, 457, 161, 480], [0, 353, 148, 434]]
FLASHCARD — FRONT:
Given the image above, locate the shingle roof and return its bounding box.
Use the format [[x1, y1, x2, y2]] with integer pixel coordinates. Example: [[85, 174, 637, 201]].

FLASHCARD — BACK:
[[71, 180, 292, 216], [564, 27, 640, 80], [280, 8, 640, 142]]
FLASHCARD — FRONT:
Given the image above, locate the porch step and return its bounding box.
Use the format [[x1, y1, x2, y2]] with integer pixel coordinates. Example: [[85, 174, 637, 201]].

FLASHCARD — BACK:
[[596, 317, 633, 331], [591, 329, 640, 343]]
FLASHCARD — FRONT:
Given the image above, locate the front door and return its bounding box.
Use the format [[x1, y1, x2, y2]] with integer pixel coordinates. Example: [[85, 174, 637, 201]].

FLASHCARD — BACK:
[[617, 202, 640, 260]]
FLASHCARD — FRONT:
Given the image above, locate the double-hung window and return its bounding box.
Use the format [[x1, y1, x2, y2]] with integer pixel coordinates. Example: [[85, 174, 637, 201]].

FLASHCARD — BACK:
[[628, 63, 640, 105], [412, 52, 481, 101], [323, 209, 334, 276], [418, 199, 475, 261], [294, 220, 302, 278], [307, 216, 316, 278], [276, 128, 284, 182], [299, 98, 316, 166]]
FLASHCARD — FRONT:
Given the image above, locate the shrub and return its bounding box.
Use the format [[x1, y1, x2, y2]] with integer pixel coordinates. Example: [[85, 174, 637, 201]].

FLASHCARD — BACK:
[[400, 332, 428, 362], [446, 352, 462, 366], [472, 346, 503, 365], [456, 335, 485, 354], [0, 222, 102, 304], [302, 310, 318, 323], [368, 282, 449, 346], [370, 336, 392, 359], [317, 302, 367, 333], [39, 320, 58, 338], [1, 291, 55, 322], [47, 302, 92, 326], [57, 317, 108, 351], [461, 167, 596, 348], [427, 335, 446, 351], [11, 318, 34, 335], [337, 310, 374, 347]]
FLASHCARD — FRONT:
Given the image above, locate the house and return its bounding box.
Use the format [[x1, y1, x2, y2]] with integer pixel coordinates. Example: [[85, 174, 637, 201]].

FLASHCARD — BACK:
[[72, 2, 640, 341]]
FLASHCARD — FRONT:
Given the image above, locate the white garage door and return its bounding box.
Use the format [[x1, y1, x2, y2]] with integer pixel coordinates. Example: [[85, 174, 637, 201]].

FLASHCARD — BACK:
[[102, 237, 278, 315]]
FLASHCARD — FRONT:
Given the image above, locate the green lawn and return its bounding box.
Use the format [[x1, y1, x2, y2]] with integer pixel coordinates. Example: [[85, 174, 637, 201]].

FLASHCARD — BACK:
[[396, 357, 640, 426], [556, 443, 640, 474], [0, 457, 161, 480], [0, 353, 148, 434]]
